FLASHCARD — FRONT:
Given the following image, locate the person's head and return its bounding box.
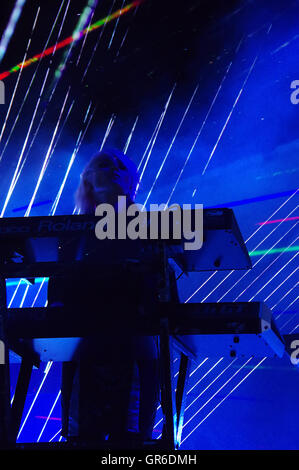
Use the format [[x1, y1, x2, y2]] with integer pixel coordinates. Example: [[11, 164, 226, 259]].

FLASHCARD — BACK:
[[75, 148, 140, 214]]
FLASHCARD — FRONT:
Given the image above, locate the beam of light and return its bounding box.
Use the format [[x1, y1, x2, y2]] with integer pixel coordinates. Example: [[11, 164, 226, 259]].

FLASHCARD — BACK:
[[155, 357, 207, 414], [205, 227, 298, 307], [155, 358, 237, 436], [186, 358, 223, 395], [233, 226, 299, 301], [186, 244, 298, 434], [0, 68, 50, 218], [200, 220, 298, 304], [9, 101, 94, 441], [36, 390, 61, 442], [264, 268, 298, 303], [0, 1, 69, 163], [7, 101, 90, 307], [115, 24, 129, 57], [184, 191, 298, 305], [142, 84, 199, 209], [21, 96, 75, 190], [51, 102, 96, 215], [184, 358, 238, 414], [75, 1, 97, 67], [8, 280, 23, 308], [279, 311, 298, 332], [272, 283, 299, 314], [184, 272, 217, 303], [115, 0, 140, 57], [249, 245, 299, 257], [154, 358, 209, 428], [9, 104, 93, 440], [248, 251, 298, 301], [17, 362, 53, 439], [271, 34, 299, 55], [4, 118, 74, 298], [0, 1, 143, 81], [166, 35, 246, 207], [198, 202, 299, 304], [186, 300, 299, 445], [46, 99, 76, 160], [0, 7, 41, 154], [174, 357, 212, 381], [274, 309, 298, 317], [30, 278, 48, 307], [289, 322, 299, 334], [12, 200, 52, 212], [137, 114, 163, 171], [49, 428, 62, 442], [19, 284, 29, 308], [24, 88, 71, 217], [35, 416, 61, 421], [8, 1, 88, 183], [165, 60, 234, 206], [81, 0, 116, 82], [0, 0, 27, 64], [181, 215, 298, 435], [123, 115, 139, 154], [72, 0, 99, 42], [138, 83, 176, 178], [205, 189, 299, 209], [108, 0, 125, 49], [244, 193, 298, 245], [257, 216, 299, 226], [199, 24, 273, 179], [99, 113, 117, 151], [181, 357, 266, 445], [201, 54, 258, 176], [50, 0, 99, 85], [277, 297, 299, 321], [182, 358, 253, 430], [16, 0, 71, 137], [137, 83, 177, 194], [189, 358, 209, 377]]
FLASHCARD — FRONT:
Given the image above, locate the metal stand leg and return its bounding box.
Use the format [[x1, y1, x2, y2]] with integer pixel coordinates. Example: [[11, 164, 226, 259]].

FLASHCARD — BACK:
[[176, 352, 191, 447], [159, 317, 178, 450], [0, 276, 13, 447], [11, 358, 33, 441]]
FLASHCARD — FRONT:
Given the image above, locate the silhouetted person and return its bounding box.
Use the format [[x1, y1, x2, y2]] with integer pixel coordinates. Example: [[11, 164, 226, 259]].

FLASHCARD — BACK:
[[48, 148, 179, 445]]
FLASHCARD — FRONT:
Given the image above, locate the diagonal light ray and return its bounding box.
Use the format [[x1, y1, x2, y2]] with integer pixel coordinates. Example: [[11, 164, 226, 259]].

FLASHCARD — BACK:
[[0, 0, 68, 161], [137, 83, 177, 194], [0, 7, 41, 153], [233, 227, 299, 301], [17, 362, 53, 439], [184, 194, 298, 304], [264, 267, 298, 303], [142, 84, 199, 208], [37, 390, 61, 442], [248, 251, 298, 301], [166, 37, 245, 206], [272, 282, 299, 314], [0, 0, 27, 64], [181, 357, 266, 444]]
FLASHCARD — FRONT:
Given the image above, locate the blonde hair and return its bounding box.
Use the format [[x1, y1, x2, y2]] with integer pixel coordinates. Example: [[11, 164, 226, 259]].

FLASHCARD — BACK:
[[75, 148, 140, 214]]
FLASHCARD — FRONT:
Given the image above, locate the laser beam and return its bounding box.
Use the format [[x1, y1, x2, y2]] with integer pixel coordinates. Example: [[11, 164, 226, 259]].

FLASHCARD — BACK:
[[0, 1, 143, 81]]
